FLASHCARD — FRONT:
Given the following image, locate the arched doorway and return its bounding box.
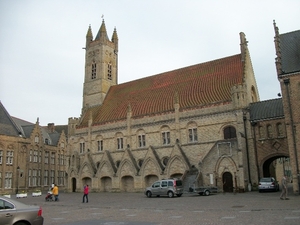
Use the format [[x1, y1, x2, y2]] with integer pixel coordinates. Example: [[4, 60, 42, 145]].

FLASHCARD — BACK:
[[144, 175, 159, 188], [121, 176, 134, 192], [101, 177, 112, 192], [72, 178, 76, 192], [82, 177, 92, 189], [222, 172, 233, 192]]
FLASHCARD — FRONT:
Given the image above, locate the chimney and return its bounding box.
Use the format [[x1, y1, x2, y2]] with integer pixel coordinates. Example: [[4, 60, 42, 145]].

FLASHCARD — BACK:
[[47, 123, 55, 133]]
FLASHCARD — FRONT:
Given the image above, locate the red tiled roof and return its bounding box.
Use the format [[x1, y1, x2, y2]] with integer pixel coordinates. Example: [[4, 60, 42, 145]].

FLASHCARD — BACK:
[[79, 54, 243, 127]]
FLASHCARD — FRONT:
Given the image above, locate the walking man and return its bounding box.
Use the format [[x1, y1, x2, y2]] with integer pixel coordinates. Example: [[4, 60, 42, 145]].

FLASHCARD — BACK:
[[82, 185, 89, 203], [280, 175, 289, 200]]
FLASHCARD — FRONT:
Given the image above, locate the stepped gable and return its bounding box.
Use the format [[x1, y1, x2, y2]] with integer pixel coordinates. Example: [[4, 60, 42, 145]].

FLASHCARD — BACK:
[[79, 54, 244, 128]]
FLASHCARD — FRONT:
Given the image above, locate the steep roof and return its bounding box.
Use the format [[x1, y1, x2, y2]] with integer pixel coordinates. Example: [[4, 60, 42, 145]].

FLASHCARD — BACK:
[[0, 101, 21, 136], [249, 98, 284, 122], [0, 101, 65, 146], [280, 30, 300, 74], [79, 54, 244, 127]]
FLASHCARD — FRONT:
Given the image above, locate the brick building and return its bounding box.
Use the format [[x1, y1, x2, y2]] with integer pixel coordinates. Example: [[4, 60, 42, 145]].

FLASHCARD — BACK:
[[273, 22, 300, 193]]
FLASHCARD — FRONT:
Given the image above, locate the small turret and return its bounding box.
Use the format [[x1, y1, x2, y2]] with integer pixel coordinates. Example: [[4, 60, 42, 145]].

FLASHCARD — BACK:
[[239, 32, 248, 62], [273, 20, 282, 76], [111, 27, 119, 53], [86, 25, 93, 48]]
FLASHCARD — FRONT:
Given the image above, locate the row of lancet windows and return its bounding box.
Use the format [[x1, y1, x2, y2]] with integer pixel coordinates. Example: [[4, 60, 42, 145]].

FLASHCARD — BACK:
[[91, 62, 112, 80], [259, 123, 284, 139], [78, 125, 237, 153]]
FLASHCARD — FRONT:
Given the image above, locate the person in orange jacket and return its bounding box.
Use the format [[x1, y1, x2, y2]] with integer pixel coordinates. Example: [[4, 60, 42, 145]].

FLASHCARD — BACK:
[[52, 184, 59, 201]]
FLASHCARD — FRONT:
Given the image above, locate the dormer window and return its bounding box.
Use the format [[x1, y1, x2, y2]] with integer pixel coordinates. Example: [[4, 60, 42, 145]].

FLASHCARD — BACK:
[[107, 63, 112, 80], [91, 62, 96, 79]]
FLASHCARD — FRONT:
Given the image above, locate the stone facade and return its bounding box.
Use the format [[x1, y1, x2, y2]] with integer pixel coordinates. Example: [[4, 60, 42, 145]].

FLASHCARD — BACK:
[[66, 21, 299, 194], [0, 106, 68, 195], [66, 21, 260, 193]]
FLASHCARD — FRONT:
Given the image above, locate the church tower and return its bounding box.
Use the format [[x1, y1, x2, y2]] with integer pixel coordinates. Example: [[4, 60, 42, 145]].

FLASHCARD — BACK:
[[82, 20, 118, 112]]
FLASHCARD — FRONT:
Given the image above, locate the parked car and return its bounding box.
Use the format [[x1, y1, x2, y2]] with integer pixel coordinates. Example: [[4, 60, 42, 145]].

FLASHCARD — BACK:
[[0, 196, 44, 225], [145, 178, 183, 198], [258, 177, 279, 192]]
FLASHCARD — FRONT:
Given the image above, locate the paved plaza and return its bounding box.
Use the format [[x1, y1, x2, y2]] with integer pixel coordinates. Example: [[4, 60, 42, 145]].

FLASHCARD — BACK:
[[15, 187, 300, 225]]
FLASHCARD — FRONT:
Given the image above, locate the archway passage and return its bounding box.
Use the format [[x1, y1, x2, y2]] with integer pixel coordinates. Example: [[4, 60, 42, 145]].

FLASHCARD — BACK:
[[222, 172, 233, 192], [262, 156, 290, 181], [72, 178, 76, 192]]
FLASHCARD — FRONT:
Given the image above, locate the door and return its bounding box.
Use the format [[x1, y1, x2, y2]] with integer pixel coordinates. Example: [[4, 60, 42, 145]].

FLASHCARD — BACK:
[[151, 181, 161, 195], [160, 180, 168, 195], [222, 172, 233, 192], [72, 178, 76, 192]]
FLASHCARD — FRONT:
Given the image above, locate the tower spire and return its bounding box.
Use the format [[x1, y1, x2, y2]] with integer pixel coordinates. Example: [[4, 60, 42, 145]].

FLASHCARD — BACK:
[[95, 19, 109, 41]]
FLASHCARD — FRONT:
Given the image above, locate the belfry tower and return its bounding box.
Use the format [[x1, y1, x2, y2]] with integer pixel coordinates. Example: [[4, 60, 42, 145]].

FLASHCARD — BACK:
[[82, 20, 118, 113]]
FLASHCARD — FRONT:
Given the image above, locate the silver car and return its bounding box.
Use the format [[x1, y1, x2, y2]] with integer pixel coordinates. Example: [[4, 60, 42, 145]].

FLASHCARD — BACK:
[[145, 178, 183, 198], [0, 196, 44, 225], [258, 177, 279, 192]]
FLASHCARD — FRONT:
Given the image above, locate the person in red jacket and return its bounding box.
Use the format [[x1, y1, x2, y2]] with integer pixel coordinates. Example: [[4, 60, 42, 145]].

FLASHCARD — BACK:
[[82, 185, 89, 203]]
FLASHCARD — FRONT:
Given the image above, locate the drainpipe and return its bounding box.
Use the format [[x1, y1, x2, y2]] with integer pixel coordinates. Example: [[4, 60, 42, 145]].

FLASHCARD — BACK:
[[243, 114, 252, 191], [283, 78, 299, 192]]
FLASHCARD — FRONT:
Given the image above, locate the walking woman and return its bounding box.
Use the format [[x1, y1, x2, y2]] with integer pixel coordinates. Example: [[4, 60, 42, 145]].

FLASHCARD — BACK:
[[82, 185, 89, 203]]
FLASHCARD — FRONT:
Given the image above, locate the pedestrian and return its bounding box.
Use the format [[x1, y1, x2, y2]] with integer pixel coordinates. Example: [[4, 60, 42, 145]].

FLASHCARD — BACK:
[[52, 184, 59, 201], [280, 175, 289, 200], [82, 185, 89, 203]]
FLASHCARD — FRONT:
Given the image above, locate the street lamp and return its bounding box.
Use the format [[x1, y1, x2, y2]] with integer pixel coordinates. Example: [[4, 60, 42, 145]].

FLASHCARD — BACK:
[[16, 166, 20, 194]]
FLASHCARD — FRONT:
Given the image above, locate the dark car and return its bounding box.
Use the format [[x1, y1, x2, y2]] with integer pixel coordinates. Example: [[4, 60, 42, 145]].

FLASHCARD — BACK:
[[0, 196, 44, 225], [258, 177, 279, 192]]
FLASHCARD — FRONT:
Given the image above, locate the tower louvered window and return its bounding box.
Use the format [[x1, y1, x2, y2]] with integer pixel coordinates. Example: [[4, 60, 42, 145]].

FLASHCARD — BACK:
[[91, 63, 96, 79], [108, 63, 112, 80]]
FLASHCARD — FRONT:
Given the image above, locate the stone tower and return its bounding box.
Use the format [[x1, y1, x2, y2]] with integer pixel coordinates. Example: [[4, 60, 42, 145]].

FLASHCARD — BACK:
[[82, 20, 118, 113]]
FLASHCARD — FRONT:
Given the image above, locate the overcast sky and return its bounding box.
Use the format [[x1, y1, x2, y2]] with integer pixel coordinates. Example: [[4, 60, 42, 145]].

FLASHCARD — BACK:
[[1, 0, 299, 125]]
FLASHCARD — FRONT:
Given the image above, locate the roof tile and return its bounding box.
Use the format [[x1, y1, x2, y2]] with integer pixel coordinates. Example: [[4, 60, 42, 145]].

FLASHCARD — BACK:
[[79, 54, 243, 127]]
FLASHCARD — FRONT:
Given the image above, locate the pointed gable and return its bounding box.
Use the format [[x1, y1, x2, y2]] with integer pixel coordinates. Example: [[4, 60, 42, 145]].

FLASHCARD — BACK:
[[79, 54, 243, 127]]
